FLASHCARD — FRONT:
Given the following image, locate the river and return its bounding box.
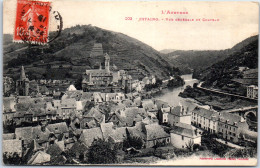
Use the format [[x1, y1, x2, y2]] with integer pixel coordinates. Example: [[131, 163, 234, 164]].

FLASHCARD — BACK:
[[155, 74, 207, 107]]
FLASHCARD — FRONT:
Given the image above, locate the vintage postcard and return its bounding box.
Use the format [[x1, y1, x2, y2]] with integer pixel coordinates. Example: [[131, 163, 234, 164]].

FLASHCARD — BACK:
[[2, 0, 258, 166]]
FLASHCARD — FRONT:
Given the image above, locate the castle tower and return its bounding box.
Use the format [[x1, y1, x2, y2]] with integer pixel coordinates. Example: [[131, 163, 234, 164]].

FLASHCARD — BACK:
[[104, 53, 110, 72], [16, 66, 29, 96]]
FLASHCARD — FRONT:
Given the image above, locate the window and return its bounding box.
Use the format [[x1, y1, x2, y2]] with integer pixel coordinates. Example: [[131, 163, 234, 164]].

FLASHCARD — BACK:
[[182, 136, 184, 140]]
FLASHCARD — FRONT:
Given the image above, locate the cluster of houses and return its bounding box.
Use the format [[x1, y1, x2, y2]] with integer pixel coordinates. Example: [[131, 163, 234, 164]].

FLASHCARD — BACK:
[[3, 81, 257, 164], [2, 64, 257, 165], [3, 82, 170, 164]]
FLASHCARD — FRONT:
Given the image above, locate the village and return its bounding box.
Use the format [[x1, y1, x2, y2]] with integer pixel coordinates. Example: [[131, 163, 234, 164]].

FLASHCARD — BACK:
[[3, 48, 258, 165]]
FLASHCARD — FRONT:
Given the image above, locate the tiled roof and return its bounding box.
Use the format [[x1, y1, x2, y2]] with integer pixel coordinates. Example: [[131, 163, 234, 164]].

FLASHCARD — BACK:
[[46, 143, 63, 157], [154, 100, 169, 109], [85, 69, 112, 76], [3, 97, 16, 112], [3, 133, 15, 140], [62, 90, 83, 100], [192, 107, 215, 119], [80, 127, 103, 147], [217, 112, 247, 128], [80, 92, 93, 101], [15, 126, 50, 141], [114, 107, 147, 126], [126, 123, 146, 140], [46, 122, 69, 134], [100, 122, 126, 143], [142, 100, 158, 112], [145, 123, 170, 141], [27, 151, 50, 165], [122, 99, 136, 107], [170, 106, 191, 116], [170, 122, 201, 138], [3, 139, 22, 155], [61, 98, 76, 108], [80, 117, 99, 128]]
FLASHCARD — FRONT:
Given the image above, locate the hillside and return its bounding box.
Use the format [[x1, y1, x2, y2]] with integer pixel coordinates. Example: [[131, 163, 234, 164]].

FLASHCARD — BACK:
[[165, 50, 230, 74], [164, 35, 258, 75], [3, 25, 173, 81], [195, 35, 258, 88]]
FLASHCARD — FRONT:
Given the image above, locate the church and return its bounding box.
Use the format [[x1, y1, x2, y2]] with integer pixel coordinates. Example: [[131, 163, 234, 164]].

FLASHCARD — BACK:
[[16, 66, 29, 96], [82, 53, 132, 93]]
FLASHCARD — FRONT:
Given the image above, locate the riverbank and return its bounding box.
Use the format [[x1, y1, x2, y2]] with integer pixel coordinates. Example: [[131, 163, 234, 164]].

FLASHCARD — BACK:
[[179, 86, 257, 111]]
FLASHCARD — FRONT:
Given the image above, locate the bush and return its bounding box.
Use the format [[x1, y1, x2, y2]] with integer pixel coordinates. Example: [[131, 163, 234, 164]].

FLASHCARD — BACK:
[[123, 136, 143, 150], [87, 138, 118, 164]]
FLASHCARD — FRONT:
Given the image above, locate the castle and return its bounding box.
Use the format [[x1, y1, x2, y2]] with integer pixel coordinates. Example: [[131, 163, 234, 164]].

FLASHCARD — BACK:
[[82, 53, 132, 93]]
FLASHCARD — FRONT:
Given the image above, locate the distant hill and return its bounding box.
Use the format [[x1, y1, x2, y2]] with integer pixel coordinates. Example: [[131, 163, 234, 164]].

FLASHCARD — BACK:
[[3, 25, 173, 81], [165, 35, 258, 75], [159, 49, 176, 54], [194, 35, 258, 88]]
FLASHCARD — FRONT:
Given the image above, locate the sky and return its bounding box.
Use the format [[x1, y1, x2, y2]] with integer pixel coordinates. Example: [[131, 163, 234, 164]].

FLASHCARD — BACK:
[[3, 0, 259, 51]]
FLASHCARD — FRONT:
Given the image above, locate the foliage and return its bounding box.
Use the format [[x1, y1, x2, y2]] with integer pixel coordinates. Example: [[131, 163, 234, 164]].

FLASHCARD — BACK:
[[83, 101, 95, 112], [64, 150, 76, 164], [87, 138, 118, 164], [3, 152, 23, 165], [224, 148, 257, 158], [123, 136, 143, 150], [185, 139, 194, 152], [144, 79, 163, 91], [167, 75, 185, 88], [201, 134, 231, 157], [74, 76, 82, 90], [194, 36, 258, 88]]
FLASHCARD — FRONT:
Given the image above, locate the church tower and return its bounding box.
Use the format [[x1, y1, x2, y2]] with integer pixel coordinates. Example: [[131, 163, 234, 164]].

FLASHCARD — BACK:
[[104, 53, 110, 72], [16, 66, 29, 96]]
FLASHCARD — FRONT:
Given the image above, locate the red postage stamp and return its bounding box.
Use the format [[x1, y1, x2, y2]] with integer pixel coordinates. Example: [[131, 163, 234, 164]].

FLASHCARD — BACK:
[[14, 0, 51, 44]]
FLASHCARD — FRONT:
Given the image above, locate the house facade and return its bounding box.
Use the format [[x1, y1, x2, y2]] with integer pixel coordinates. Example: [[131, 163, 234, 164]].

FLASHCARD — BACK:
[[170, 123, 201, 149], [247, 85, 258, 99]]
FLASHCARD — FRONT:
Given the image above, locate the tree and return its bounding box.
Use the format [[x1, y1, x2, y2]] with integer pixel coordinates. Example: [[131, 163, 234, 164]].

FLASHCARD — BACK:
[[123, 136, 143, 150], [185, 139, 194, 152], [3, 152, 23, 165], [74, 76, 82, 90], [87, 138, 117, 164]]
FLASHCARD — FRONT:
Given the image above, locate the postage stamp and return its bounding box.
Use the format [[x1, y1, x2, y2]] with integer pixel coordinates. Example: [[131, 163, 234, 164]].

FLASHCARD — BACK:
[[14, 0, 51, 44]]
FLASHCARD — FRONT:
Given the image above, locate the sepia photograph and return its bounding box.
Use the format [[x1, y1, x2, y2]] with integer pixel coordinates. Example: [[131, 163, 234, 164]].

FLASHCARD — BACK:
[[2, 0, 259, 166]]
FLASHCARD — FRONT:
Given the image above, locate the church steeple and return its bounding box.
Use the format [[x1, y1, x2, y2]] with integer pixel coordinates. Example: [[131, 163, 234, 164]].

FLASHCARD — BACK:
[[16, 66, 29, 96], [20, 66, 26, 80], [104, 53, 110, 72]]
